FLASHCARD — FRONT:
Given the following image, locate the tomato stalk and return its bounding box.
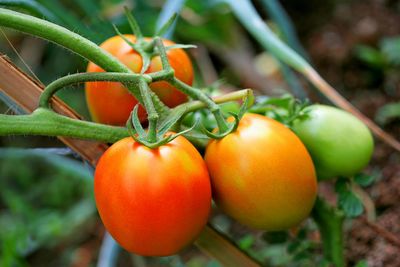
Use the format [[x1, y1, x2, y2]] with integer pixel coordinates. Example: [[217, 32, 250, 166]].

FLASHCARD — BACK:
[[38, 72, 151, 109], [153, 37, 236, 137], [0, 89, 252, 143], [0, 108, 128, 142], [169, 78, 229, 132], [312, 198, 345, 267]]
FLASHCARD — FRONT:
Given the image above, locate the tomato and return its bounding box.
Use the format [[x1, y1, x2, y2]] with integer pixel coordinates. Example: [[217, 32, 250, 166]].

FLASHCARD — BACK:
[[86, 35, 193, 125], [205, 113, 317, 230], [292, 104, 374, 180], [94, 136, 211, 256]]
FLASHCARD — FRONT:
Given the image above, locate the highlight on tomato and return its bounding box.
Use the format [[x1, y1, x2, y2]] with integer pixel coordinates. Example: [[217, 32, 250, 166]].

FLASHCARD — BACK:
[[94, 135, 211, 256], [86, 35, 194, 125], [292, 104, 374, 180], [205, 113, 317, 231]]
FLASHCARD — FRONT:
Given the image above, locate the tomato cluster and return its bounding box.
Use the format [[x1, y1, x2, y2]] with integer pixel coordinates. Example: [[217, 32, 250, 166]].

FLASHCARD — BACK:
[[86, 35, 193, 125], [92, 36, 373, 257]]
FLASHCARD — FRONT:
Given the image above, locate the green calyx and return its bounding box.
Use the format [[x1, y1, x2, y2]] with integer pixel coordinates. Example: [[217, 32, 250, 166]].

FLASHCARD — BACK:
[[114, 9, 196, 75], [201, 95, 251, 139], [126, 105, 197, 148]]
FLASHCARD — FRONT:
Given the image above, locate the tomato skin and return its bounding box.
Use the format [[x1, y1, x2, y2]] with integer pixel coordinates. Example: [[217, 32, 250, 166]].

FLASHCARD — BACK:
[[94, 136, 211, 256], [86, 35, 193, 125], [292, 105, 374, 180], [205, 114, 317, 230]]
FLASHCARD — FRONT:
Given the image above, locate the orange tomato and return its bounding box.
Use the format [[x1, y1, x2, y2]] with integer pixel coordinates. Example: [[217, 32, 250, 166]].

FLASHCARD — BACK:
[[205, 113, 317, 230], [94, 136, 211, 256], [86, 35, 193, 125]]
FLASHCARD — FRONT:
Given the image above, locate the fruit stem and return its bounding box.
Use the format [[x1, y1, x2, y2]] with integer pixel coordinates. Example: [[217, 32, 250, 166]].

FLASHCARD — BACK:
[[138, 79, 158, 142], [39, 72, 149, 109], [312, 197, 345, 267], [169, 77, 229, 132], [0, 108, 129, 142]]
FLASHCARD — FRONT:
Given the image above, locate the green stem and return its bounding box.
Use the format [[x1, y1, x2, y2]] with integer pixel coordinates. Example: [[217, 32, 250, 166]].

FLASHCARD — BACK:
[[0, 108, 129, 143], [169, 77, 229, 132], [312, 197, 345, 267], [175, 89, 254, 114], [138, 79, 158, 142], [169, 78, 216, 109], [0, 90, 252, 142], [0, 8, 167, 113], [39, 72, 151, 109]]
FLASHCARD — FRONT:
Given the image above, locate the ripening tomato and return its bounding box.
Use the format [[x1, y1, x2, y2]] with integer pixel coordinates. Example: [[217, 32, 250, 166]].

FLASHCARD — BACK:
[[292, 104, 374, 180], [205, 113, 317, 230], [94, 136, 211, 256], [86, 35, 193, 125]]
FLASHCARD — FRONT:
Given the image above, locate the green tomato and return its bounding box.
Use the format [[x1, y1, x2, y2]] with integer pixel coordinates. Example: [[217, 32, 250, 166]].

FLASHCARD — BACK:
[[292, 104, 374, 180]]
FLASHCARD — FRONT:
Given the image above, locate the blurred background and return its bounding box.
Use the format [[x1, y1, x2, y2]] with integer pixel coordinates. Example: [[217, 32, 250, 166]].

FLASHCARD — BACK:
[[0, 0, 399, 266]]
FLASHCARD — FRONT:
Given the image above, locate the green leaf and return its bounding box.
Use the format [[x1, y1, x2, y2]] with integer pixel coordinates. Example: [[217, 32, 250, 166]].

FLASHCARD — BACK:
[[260, 94, 294, 109], [354, 172, 378, 187], [375, 102, 400, 126], [287, 240, 301, 253], [237, 235, 255, 250], [262, 231, 288, 244], [380, 36, 400, 66], [335, 179, 364, 217], [354, 45, 386, 68], [355, 260, 368, 267]]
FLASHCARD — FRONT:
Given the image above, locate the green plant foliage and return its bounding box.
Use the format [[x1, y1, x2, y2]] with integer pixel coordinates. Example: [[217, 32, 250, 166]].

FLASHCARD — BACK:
[[354, 172, 379, 187], [381, 37, 400, 66], [335, 178, 364, 218], [375, 102, 400, 126], [0, 148, 96, 266], [249, 94, 310, 127]]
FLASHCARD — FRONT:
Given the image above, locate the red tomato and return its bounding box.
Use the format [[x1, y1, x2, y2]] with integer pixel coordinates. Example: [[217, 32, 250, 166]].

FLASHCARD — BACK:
[[205, 114, 317, 230], [86, 35, 193, 125], [94, 136, 211, 256]]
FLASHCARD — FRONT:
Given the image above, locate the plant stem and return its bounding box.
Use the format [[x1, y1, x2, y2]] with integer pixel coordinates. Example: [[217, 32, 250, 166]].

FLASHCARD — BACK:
[[312, 197, 345, 267], [0, 90, 252, 142], [169, 77, 229, 131], [0, 108, 129, 143], [0, 8, 168, 114], [175, 89, 254, 114], [138, 79, 158, 142], [39, 72, 151, 109]]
